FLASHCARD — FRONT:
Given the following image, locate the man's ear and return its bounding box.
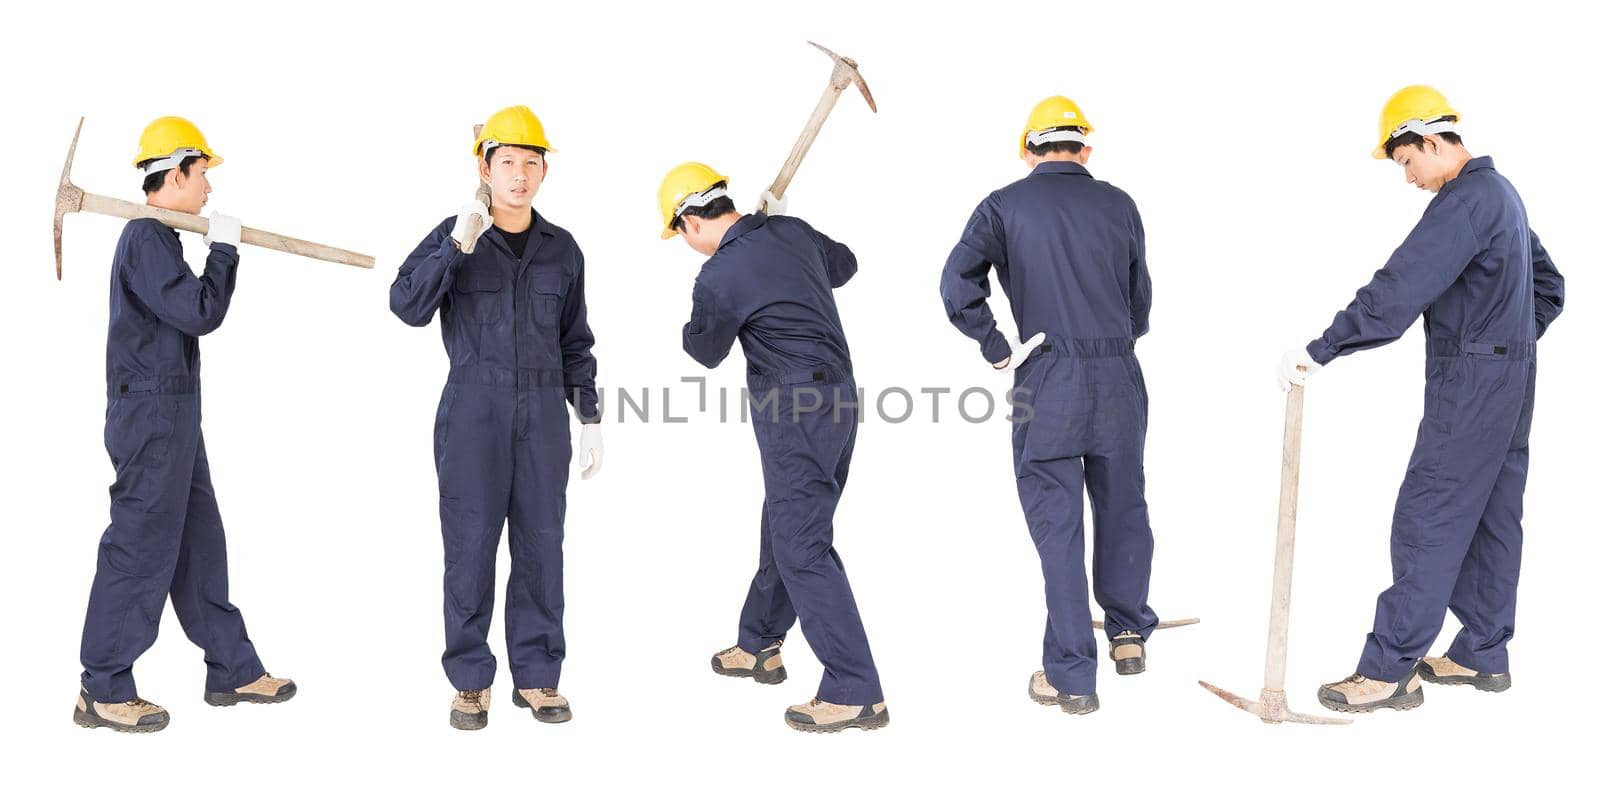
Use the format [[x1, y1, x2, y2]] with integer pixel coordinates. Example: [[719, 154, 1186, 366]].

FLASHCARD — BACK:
[[1080, 144, 1094, 164], [478, 158, 492, 183], [684, 215, 701, 237], [1423, 135, 1442, 156]]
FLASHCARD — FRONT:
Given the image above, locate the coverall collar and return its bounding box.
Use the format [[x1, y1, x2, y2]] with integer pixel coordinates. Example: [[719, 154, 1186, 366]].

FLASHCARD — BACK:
[[1029, 160, 1093, 178], [484, 209, 556, 267], [719, 211, 769, 250], [1458, 155, 1495, 177]]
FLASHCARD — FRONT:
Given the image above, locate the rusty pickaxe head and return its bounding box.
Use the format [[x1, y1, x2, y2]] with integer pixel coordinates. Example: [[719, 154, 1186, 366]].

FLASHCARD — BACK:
[[808, 41, 877, 113], [55, 117, 88, 280]]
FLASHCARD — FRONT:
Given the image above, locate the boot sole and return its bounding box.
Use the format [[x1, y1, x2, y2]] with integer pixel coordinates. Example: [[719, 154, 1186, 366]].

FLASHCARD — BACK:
[[1115, 658, 1146, 676], [1316, 688, 1425, 714], [784, 709, 890, 733], [711, 658, 787, 685], [449, 710, 488, 731], [73, 707, 168, 734], [512, 692, 572, 723], [204, 683, 297, 707], [1418, 662, 1511, 693], [1029, 686, 1100, 715]]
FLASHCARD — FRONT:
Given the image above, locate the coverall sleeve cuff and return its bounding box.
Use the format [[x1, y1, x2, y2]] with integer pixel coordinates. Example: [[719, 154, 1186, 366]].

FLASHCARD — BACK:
[[1306, 339, 1337, 366], [980, 333, 1012, 365]]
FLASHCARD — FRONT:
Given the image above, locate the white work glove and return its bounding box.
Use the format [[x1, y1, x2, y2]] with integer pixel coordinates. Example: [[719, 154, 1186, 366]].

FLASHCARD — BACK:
[[578, 423, 604, 480], [204, 212, 241, 248], [993, 332, 1047, 373], [1277, 347, 1323, 390], [760, 190, 787, 216], [451, 200, 492, 251]]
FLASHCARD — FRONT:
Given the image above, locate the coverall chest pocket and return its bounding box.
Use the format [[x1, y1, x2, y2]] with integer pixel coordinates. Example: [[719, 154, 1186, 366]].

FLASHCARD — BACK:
[[452, 267, 504, 324], [531, 271, 566, 329]]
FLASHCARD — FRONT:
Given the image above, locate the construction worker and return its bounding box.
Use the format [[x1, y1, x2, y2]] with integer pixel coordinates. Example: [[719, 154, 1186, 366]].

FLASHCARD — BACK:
[[659, 163, 888, 733], [940, 96, 1159, 716], [75, 117, 295, 734], [1280, 86, 1565, 713], [391, 105, 602, 730]]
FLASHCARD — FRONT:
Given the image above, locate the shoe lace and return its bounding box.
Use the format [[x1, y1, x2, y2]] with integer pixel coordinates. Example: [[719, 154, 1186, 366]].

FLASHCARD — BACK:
[[460, 689, 486, 709], [534, 688, 558, 698], [125, 697, 156, 712]]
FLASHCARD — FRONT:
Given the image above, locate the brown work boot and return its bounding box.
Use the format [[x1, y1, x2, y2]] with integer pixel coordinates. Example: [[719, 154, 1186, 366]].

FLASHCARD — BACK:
[[711, 641, 787, 685], [1317, 670, 1424, 713], [513, 688, 572, 724], [205, 672, 298, 706], [1028, 671, 1100, 715], [783, 698, 890, 733], [450, 688, 491, 730], [1419, 656, 1512, 693], [1111, 631, 1147, 675], [73, 687, 169, 733]]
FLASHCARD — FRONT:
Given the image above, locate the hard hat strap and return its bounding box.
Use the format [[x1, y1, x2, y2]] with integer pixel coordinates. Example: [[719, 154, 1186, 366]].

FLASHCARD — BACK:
[[674, 185, 729, 218], [142, 147, 209, 174], [1026, 127, 1088, 148], [1388, 117, 1458, 142]]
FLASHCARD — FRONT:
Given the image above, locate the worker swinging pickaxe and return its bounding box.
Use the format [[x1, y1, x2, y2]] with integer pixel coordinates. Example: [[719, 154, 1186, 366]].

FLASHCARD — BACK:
[[53, 117, 374, 279]]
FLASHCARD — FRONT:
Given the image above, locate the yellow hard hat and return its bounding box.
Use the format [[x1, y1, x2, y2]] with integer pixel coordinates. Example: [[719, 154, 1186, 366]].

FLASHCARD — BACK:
[[657, 162, 730, 240], [1373, 85, 1460, 159], [1019, 96, 1094, 158], [473, 105, 556, 157], [132, 116, 222, 169]]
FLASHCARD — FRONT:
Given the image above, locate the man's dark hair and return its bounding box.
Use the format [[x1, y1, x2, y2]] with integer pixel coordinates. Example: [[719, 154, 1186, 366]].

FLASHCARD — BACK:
[[672, 181, 737, 233], [1025, 126, 1086, 156], [1383, 116, 1462, 159], [483, 143, 548, 164], [139, 155, 204, 194]]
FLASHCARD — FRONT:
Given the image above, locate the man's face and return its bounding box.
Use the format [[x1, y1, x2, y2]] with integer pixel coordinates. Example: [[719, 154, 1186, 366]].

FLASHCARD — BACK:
[[479, 145, 547, 211], [1391, 137, 1450, 193], [167, 160, 212, 215]]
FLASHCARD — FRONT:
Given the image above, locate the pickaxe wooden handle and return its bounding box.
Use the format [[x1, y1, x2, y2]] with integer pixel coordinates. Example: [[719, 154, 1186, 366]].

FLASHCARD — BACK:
[[54, 118, 375, 280], [1092, 618, 1200, 631], [1196, 384, 1350, 725], [458, 123, 492, 255], [757, 41, 877, 213]]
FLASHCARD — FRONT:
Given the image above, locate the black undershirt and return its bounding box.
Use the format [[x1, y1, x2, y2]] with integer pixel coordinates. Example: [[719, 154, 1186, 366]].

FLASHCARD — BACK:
[[495, 224, 531, 260]]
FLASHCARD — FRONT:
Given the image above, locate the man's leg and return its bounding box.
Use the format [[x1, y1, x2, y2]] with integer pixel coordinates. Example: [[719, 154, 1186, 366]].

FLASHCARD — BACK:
[[437, 388, 514, 691], [505, 390, 569, 691], [736, 505, 797, 654], [1446, 368, 1536, 675], [1019, 455, 1096, 696], [80, 396, 198, 702], [762, 403, 884, 706], [168, 430, 266, 694]]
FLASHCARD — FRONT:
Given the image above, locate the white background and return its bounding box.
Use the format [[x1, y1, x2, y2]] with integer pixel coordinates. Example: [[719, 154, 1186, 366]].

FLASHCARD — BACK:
[[2, 1, 1593, 796]]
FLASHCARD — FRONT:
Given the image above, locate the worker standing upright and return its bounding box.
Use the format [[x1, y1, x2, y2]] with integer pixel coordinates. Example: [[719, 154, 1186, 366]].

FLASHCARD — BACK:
[[940, 96, 1161, 716], [391, 105, 604, 730]]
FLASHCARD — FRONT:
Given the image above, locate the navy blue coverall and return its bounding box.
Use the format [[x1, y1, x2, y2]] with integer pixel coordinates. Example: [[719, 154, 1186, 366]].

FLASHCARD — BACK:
[[391, 213, 598, 692], [941, 161, 1160, 696], [683, 212, 884, 706], [1307, 157, 1564, 682], [80, 218, 266, 703]]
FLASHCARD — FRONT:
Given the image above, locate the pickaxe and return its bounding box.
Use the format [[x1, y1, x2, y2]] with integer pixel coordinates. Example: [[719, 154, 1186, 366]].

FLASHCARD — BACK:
[[456, 123, 493, 255], [54, 118, 375, 280], [1198, 384, 1350, 725], [1092, 618, 1200, 631], [756, 41, 877, 212]]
